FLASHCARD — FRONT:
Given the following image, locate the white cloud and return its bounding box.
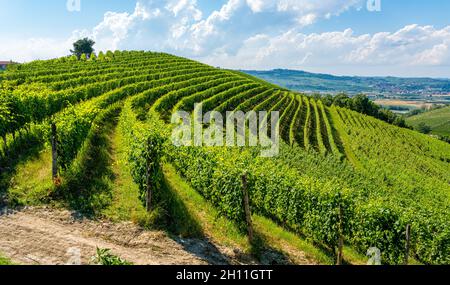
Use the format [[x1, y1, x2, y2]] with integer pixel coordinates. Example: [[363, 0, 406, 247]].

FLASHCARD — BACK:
[[2, 1, 450, 77], [245, 0, 266, 12], [166, 0, 202, 20], [1, 0, 364, 62], [245, 0, 364, 25], [90, 2, 158, 51], [298, 14, 317, 26], [191, 0, 242, 39], [199, 25, 450, 76], [0, 38, 72, 62]]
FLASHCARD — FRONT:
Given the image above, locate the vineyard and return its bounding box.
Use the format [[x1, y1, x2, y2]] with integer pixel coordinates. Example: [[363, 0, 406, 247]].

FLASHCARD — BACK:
[[0, 51, 449, 265]]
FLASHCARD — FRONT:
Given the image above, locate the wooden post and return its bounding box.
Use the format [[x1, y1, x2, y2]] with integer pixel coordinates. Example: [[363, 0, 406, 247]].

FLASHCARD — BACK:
[[337, 205, 344, 265], [145, 154, 152, 212], [51, 123, 58, 181], [241, 173, 254, 243], [2, 135, 7, 157], [404, 224, 411, 265]]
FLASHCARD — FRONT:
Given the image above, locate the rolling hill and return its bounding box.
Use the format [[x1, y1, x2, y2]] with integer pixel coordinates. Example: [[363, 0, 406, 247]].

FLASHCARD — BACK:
[[0, 51, 449, 265], [406, 106, 450, 137], [242, 69, 450, 98]]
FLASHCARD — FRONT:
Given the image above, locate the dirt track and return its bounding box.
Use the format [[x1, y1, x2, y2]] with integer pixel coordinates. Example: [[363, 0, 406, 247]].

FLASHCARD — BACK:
[[0, 206, 241, 265]]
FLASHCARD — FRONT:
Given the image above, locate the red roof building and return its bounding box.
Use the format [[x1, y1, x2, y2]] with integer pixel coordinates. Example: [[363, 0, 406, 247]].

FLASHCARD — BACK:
[[0, 61, 13, 69]]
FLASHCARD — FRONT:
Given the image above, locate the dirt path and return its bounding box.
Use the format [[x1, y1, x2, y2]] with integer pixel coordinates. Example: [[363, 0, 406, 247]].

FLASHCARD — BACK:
[[0, 206, 243, 265]]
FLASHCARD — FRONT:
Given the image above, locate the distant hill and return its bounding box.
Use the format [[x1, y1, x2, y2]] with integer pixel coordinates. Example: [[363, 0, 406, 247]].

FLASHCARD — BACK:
[[242, 69, 450, 98], [406, 106, 450, 137]]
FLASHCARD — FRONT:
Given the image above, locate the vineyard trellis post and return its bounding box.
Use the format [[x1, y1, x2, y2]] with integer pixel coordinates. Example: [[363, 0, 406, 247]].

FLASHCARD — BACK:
[[51, 122, 58, 182], [241, 173, 254, 243], [2, 135, 7, 157], [145, 137, 154, 212], [145, 152, 153, 212], [404, 224, 411, 265], [337, 205, 344, 265]]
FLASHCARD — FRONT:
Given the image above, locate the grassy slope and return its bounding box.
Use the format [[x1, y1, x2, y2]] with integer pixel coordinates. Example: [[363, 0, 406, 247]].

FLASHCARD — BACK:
[[406, 106, 450, 136]]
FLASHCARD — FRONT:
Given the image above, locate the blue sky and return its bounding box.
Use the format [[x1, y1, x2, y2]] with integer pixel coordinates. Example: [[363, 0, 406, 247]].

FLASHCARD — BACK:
[[1, 0, 450, 77]]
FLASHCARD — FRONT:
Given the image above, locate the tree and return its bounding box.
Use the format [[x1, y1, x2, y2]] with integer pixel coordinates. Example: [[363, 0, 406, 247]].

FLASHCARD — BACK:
[[333, 93, 351, 108], [70, 38, 95, 59], [416, 122, 432, 134]]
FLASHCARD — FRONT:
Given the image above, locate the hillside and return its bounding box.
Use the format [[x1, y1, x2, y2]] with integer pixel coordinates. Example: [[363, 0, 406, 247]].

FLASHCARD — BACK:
[[242, 69, 450, 98], [406, 106, 450, 137], [0, 51, 449, 265]]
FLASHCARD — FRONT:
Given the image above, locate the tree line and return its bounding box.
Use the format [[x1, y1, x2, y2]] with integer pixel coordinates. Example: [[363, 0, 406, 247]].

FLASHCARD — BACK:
[[316, 93, 408, 128]]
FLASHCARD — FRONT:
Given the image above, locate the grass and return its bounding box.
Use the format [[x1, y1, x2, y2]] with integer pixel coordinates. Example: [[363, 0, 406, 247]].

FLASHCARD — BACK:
[[91, 248, 133, 265], [0, 253, 13, 265], [0, 129, 46, 203], [162, 163, 248, 247], [252, 215, 331, 264], [101, 122, 149, 224], [6, 147, 54, 206], [406, 106, 450, 136]]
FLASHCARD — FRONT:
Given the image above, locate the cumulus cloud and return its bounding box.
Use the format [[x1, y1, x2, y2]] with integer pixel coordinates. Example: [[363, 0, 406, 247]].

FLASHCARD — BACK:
[[245, 0, 363, 25], [0, 1, 159, 62], [199, 24, 450, 76], [166, 0, 202, 20], [89, 2, 160, 51], [2, 0, 450, 77], [1, 0, 364, 61]]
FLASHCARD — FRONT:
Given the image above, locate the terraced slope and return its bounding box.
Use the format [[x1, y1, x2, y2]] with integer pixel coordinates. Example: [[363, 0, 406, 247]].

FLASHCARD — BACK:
[[1, 51, 449, 265]]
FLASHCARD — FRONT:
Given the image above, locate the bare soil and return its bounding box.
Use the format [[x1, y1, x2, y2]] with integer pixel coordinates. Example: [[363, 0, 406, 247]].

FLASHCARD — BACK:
[[0, 206, 254, 265]]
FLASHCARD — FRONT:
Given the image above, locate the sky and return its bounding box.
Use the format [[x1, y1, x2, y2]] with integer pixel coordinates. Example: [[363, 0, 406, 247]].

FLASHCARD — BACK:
[[1, 0, 450, 77]]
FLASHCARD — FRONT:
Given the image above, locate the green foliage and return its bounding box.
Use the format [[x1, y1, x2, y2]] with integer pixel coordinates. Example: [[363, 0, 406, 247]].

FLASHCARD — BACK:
[[57, 105, 121, 215], [70, 38, 95, 59], [92, 248, 133, 265], [0, 254, 13, 265], [325, 93, 407, 128], [334, 107, 450, 264], [416, 122, 432, 134]]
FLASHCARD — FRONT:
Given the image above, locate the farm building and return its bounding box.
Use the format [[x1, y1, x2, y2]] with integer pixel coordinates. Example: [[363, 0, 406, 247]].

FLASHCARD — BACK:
[[0, 61, 13, 70]]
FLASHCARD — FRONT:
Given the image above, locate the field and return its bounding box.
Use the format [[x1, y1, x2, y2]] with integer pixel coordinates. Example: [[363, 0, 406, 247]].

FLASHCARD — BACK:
[[374, 100, 436, 112], [406, 106, 450, 136], [0, 51, 449, 265]]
